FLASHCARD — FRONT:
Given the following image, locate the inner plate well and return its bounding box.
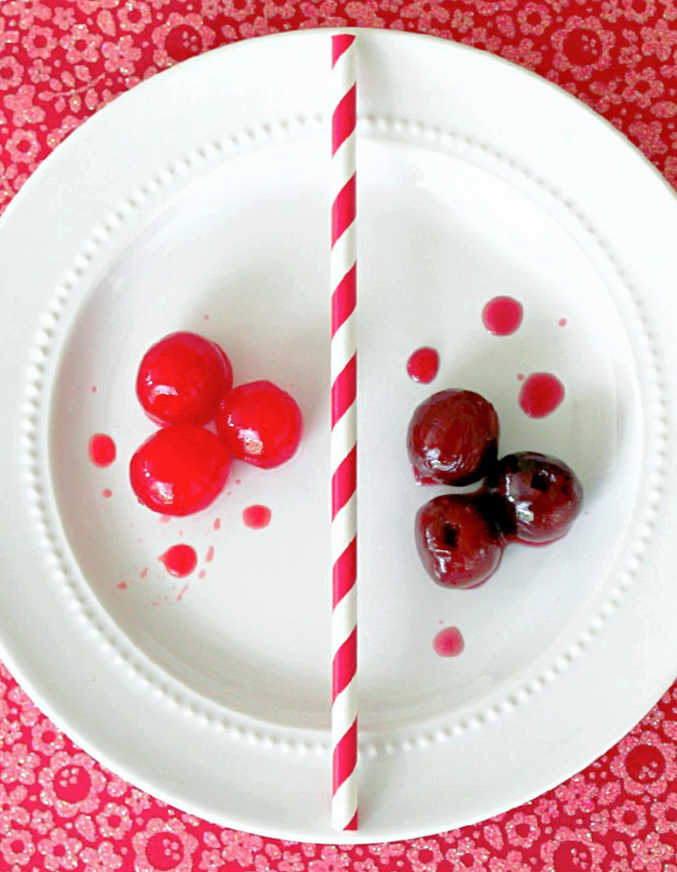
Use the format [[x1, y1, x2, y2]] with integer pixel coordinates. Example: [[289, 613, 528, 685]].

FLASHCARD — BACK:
[[50, 133, 642, 732]]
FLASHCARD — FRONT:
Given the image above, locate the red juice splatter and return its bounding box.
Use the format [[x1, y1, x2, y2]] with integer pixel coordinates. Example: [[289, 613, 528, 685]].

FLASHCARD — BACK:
[[203, 314, 210, 320], [517, 373, 525, 381], [139, 567, 148, 579], [406, 347, 439, 384], [102, 489, 112, 499], [482, 296, 523, 336], [159, 544, 197, 578], [88, 434, 116, 467], [205, 546, 214, 563], [176, 585, 189, 601], [198, 570, 206, 579], [558, 317, 567, 327], [116, 582, 128, 590], [433, 626, 464, 657], [91, 386, 97, 394], [243, 505, 271, 529], [213, 517, 221, 531], [235, 478, 241, 486], [160, 515, 171, 524], [519, 373, 565, 419]]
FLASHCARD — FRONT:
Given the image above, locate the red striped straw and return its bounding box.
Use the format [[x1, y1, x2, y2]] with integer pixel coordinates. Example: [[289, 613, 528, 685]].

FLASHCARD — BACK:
[[330, 32, 358, 832]]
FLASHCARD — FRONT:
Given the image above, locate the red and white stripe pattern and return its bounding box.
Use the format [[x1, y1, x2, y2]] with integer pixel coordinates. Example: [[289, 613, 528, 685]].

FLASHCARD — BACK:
[[330, 32, 358, 833]]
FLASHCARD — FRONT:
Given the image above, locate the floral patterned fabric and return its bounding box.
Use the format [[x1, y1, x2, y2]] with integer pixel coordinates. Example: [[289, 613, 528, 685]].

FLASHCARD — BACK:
[[1, 1, 676, 869]]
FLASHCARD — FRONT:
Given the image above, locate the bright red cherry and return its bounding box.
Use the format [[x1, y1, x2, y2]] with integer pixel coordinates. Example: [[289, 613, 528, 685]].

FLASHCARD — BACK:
[[136, 331, 233, 426], [216, 380, 302, 469], [415, 494, 504, 589], [487, 451, 583, 544], [129, 425, 231, 516], [407, 389, 499, 485]]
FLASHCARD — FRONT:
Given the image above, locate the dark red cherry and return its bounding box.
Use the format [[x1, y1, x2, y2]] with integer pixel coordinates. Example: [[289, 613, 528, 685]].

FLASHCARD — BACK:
[[487, 451, 583, 544], [415, 494, 504, 589], [407, 389, 499, 485]]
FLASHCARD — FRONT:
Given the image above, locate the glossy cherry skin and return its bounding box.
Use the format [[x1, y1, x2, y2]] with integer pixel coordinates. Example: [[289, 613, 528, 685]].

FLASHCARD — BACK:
[[136, 331, 233, 426], [129, 425, 231, 516], [407, 389, 499, 485], [486, 451, 583, 544], [216, 380, 303, 469], [415, 494, 504, 589]]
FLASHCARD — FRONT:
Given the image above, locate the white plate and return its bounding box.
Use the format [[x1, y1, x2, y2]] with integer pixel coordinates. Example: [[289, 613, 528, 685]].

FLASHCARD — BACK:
[[0, 28, 676, 843]]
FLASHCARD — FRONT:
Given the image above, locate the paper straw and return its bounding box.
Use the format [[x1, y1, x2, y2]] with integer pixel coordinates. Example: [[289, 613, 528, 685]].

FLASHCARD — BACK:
[[330, 32, 358, 833]]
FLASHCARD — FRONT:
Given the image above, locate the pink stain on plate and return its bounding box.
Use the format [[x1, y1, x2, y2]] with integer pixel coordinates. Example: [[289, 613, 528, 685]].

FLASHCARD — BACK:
[[406, 347, 440, 384], [433, 626, 464, 657], [243, 505, 271, 529], [482, 296, 523, 336], [88, 434, 116, 467], [519, 372, 565, 419], [159, 544, 197, 578]]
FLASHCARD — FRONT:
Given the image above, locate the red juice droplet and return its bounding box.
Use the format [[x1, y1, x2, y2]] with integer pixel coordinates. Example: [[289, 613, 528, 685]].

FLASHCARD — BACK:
[[198, 570, 206, 579], [213, 517, 221, 531], [406, 347, 440, 384], [102, 488, 112, 499], [159, 544, 197, 578], [482, 296, 523, 336], [139, 567, 148, 579], [91, 386, 97, 394], [558, 317, 567, 327], [243, 505, 271, 529], [519, 372, 565, 419], [160, 515, 171, 524], [116, 582, 128, 590], [517, 373, 525, 381], [433, 626, 464, 657], [205, 545, 214, 563], [88, 434, 116, 467]]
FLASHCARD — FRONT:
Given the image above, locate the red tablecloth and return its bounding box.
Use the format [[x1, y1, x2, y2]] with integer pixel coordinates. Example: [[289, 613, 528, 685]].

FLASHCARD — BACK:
[[1, 2, 676, 870]]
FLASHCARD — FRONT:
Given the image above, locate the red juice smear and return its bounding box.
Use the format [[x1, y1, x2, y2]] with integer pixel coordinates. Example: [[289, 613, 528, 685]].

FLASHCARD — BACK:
[[433, 626, 464, 657], [176, 585, 189, 601], [482, 296, 523, 336], [243, 505, 271, 529], [519, 372, 565, 418], [213, 517, 221, 531], [205, 545, 214, 563], [91, 386, 97, 394], [116, 582, 128, 591], [139, 567, 148, 579], [198, 570, 206, 579], [88, 434, 116, 467], [159, 544, 197, 578], [406, 347, 440, 384], [102, 488, 112, 499], [160, 515, 171, 524]]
